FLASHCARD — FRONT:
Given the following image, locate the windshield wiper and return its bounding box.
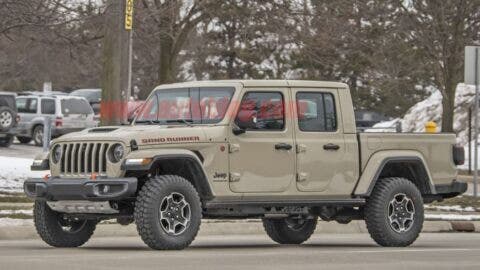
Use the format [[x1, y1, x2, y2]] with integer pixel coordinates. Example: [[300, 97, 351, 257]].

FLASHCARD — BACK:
[[166, 119, 194, 126], [135, 120, 160, 125]]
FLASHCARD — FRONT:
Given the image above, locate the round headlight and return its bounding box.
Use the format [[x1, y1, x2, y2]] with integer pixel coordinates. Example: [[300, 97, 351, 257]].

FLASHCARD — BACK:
[[110, 144, 124, 163], [52, 145, 62, 164]]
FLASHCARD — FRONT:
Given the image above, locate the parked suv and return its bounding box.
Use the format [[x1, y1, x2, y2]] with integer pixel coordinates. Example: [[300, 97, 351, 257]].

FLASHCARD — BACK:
[[70, 89, 101, 115], [0, 92, 18, 147], [16, 93, 95, 146], [25, 80, 466, 250]]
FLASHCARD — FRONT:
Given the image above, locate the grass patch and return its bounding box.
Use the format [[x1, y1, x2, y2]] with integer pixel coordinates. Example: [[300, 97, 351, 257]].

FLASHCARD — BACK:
[[0, 213, 32, 219], [0, 205, 32, 211], [0, 196, 32, 203], [429, 196, 480, 209]]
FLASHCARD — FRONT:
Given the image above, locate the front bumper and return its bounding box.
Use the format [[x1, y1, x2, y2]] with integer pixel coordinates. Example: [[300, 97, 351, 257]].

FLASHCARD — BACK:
[[24, 177, 137, 201], [435, 181, 468, 198]]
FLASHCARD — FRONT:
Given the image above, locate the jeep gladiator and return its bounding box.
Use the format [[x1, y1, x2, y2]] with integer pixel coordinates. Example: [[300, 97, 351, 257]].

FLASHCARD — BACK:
[[24, 80, 466, 249]]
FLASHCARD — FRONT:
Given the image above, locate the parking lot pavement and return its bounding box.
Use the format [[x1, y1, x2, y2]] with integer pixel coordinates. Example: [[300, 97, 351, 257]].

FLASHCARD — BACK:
[[0, 142, 43, 159], [0, 233, 479, 270]]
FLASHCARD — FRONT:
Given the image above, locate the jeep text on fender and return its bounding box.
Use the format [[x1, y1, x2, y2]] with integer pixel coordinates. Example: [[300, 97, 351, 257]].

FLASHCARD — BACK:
[[24, 80, 467, 250]]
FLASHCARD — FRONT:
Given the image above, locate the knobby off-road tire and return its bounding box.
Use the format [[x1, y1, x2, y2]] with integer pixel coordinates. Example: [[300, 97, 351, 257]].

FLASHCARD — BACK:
[[34, 201, 96, 247], [364, 177, 424, 247], [262, 216, 317, 244], [134, 175, 202, 250]]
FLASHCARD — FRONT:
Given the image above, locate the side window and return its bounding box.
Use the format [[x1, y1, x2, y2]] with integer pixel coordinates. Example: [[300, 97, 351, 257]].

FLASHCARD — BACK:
[[235, 92, 284, 131], [28, 98, 38, 113], [296, 92, 337, 132], [17, 98, 37, 113], [16, 98, 28, 113], [41, 99, 56, 114]]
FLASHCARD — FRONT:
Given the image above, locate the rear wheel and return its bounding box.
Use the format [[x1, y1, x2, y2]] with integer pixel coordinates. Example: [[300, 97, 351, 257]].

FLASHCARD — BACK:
[[364, 177, 424, 247], [17, 136, 32, 144], [32, 125, 44, 146], [34, 201, 96, 247], [262, 216, 317, 244], [0, 135, 13, 147], [134, 175, 202, 250]]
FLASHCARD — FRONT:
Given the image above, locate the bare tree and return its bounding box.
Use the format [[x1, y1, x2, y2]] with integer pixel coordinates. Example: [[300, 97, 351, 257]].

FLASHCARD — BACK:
[[394, 0, 480, 131]]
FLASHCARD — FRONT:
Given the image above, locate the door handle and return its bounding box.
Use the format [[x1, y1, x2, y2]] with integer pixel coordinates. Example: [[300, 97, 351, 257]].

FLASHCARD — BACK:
[[275, 143, 293, 151], [323, 143, 340, 151]]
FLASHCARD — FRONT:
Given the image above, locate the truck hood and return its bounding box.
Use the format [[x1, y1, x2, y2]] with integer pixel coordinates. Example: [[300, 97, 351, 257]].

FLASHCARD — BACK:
[[53, 125, 227, 147]]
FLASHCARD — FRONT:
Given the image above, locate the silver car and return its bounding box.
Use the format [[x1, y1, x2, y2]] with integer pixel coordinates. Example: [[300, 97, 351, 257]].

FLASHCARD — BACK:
[[16, 93, 96, 146]]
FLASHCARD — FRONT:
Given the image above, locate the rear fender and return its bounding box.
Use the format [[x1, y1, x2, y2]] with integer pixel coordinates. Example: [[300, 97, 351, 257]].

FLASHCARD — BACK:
[[353, 150, 436, 196]]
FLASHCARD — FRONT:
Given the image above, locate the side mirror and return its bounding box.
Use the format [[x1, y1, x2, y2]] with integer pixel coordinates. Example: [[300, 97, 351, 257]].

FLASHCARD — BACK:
[[232, 123, 246, 135]]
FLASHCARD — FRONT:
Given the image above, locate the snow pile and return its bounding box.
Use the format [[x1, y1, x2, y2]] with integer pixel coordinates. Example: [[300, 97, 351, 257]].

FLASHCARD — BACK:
[[425, 205, 477, 212], [398, 83, 475, 145], [0, 156, 47, 193]]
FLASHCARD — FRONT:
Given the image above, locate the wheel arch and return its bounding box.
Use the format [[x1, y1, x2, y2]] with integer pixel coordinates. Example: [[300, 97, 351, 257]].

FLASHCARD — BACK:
[[354, 150, 436, 197], [123, 149, 213, 201]]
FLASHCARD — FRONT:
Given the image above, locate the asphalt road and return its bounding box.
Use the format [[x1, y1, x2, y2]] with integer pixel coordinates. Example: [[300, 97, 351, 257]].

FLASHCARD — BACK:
[[0, 233, 479, 270], [1, 142, 43, 159]]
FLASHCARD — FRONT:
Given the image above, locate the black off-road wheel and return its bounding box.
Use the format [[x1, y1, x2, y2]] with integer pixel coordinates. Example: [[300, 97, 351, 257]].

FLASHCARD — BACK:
[[364, 177, 424, 247], [134, 175, 202, 250], [34, 201, 97, 247], [17, 136, 32, 144], [262, 216, 317, 244], [0, 135, 13, 147]]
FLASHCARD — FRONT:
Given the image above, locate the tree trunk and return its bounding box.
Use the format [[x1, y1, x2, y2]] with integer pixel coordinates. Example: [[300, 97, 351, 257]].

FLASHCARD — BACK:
[[158, 34, 175, 84], [441, 86, 455, 132], [100, 0, 130, 126]]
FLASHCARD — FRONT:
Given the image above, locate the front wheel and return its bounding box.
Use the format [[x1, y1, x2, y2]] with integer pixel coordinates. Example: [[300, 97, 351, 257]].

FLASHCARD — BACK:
[[134, 175, 202, 250], [34, 201, 96, 247], [262, 216, 317, 244], [364, 177, 424, 247]]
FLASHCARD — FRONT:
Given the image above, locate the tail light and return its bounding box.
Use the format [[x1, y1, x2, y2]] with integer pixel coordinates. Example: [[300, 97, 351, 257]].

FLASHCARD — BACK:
[[55, 117, 63, 127], [15, 115, 20, 123], [452, 145, 465, 166]]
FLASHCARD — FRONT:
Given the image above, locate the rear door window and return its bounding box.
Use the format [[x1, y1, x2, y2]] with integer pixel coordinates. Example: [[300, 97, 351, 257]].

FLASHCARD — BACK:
[[296, 92, 337, 132], [61, 99, 93, 115], [41, 99, 56, 114], [17, 98, 37, 113]]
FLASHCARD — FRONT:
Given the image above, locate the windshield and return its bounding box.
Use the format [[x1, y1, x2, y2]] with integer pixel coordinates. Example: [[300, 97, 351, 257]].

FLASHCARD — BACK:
[[61, 99, 93, 115], [70, 89, 101, 103], [135, 87, 235, 125]]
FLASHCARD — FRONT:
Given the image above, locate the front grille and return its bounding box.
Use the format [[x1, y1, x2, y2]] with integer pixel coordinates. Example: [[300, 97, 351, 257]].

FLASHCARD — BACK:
[[59, 142, 110, 176]]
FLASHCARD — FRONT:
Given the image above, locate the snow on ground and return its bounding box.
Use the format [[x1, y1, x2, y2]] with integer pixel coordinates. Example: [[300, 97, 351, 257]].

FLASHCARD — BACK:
[[0, 209, 33, 216], [425, 213, 480, 221], [0, 218, 33, 227], [0, 156, 47, 193], [425, 205, 477, 212]]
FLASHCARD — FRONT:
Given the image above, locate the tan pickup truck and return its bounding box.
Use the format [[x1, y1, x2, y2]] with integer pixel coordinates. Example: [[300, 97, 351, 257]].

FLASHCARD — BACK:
[[24, 80, 466, 250]]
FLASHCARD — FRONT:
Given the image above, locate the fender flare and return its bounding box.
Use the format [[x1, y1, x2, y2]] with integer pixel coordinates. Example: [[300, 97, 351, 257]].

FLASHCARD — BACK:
[[353, 150, 436, 197], [122, 149, 213, 198]]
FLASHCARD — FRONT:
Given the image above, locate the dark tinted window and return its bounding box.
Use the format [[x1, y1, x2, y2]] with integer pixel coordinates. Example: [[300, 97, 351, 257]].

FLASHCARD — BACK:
[[17, 98, 37, 113], [296, 92, 337, 132], [61, 99, 93, 114], [41, 99, 55, 114], [0, 95, 16, 109], [235, 92, 284, 131], [70, 89, 101, 103]]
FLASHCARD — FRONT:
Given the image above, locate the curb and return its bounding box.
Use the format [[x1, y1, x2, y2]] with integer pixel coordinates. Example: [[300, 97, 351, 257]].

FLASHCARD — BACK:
[[1, 220, 479, 241]]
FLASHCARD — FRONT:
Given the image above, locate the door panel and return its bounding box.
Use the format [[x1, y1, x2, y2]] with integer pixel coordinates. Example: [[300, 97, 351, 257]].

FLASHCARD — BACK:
[[229, 89, 295, 193], [293, 88, 352, 193]]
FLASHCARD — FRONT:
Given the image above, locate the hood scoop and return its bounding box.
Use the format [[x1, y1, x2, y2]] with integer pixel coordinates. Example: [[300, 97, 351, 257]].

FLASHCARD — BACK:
[[88, 128, 118, 133]]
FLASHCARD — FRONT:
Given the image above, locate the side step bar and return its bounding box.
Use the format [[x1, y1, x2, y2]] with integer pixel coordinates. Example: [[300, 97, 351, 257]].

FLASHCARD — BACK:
[[205, 198, 366, 209]]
